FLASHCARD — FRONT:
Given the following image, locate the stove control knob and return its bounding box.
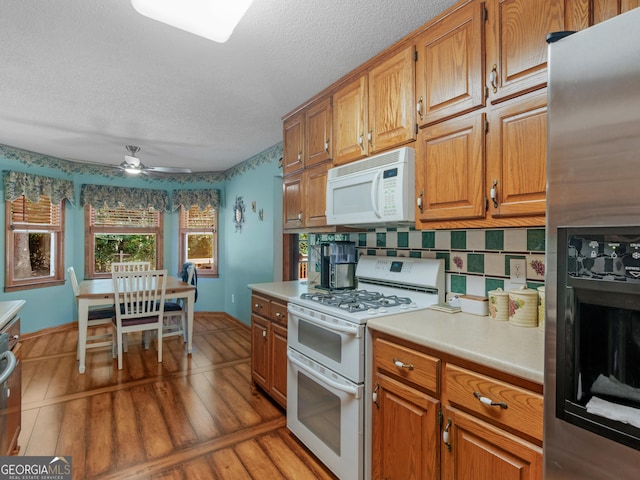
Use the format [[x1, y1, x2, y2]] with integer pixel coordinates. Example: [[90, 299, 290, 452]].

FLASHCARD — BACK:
[[400, 304, 409, 310], [377, 307, 388, 314], [409, 302, 418, 309], [367, 309, 378, 315]]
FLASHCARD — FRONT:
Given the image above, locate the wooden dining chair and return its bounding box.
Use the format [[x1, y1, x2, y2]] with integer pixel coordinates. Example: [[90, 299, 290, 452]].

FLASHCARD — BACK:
[[111, 261, 151, 273], [68, 266, 115, 359], [163, 263, 197, 341], [111, 269, 167, 370]]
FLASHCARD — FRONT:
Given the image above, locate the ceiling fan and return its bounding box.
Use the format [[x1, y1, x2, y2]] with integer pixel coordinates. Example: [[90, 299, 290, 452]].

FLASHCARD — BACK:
[[119, 145, 192, 175]]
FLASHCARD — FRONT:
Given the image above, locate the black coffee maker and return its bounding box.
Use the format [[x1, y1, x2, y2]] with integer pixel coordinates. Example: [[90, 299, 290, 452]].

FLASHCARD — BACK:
[[319, 241, 356, 290]]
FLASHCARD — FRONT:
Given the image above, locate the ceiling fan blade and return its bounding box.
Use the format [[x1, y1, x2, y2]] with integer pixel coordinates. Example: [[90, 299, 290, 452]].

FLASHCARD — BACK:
[[145, 166, 193, 174]]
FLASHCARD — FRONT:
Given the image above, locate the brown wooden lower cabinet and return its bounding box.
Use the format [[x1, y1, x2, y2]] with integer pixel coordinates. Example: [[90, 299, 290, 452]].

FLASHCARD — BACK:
[[371, 331, 542, 480], [441, 406, 542, 480], [250, 292, 287, 409]]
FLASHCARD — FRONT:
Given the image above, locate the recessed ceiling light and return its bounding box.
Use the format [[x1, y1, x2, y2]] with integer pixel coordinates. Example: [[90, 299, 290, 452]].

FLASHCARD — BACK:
[[131, 0, 254, 43]]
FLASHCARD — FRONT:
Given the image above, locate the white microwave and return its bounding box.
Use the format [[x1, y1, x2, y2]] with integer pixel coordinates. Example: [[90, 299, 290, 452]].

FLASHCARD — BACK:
[[326, 146, 415, 226]]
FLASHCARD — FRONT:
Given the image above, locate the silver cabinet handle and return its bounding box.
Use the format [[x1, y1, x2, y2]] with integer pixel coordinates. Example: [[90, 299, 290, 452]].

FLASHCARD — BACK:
[[489, 64, 498, 94], [490, 179, 498, 208], [416, 96, 424, 120], [473, 391, 508, 409], [393, 357, 414, 370], [443, 418, 452, 451]]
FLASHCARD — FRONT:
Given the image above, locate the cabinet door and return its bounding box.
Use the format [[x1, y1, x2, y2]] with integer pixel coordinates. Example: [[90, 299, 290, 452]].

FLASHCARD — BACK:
[[283, 112, 305, 174], [306, 97, 333, 167], [5, 342, 21, 455], [593, 0, 640, 24], [333, 75, 368, 165], [416, 113, 486, 224], [304, 161, 330, 228], [486, 0, 566, 103], [415, 1, 484, 126], [441, 406, 542, 480], [251, 314, 270, 391], [368, 45, 416, 153], [372, 373, 440, 480], [270, 322, 288, 409], [282, 173, 304, 229], [486, 89, 547, 219]]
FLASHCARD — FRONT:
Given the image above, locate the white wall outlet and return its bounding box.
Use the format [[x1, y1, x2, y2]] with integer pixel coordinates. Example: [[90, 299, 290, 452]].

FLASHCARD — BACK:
[[510, 258, 527, 285], [231, 294, 235, 304]]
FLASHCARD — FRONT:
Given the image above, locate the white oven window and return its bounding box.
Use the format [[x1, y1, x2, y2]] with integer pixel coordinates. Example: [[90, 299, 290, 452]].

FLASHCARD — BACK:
[[297, 371, 341, 455], [298, 319, 342, 363]]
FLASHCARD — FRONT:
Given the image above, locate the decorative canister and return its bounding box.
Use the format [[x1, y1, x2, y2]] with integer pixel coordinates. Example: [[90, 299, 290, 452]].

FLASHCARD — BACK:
[[488, 288, 509, 322], [508, 285, 539, 327], [537, 286, 545, 329]]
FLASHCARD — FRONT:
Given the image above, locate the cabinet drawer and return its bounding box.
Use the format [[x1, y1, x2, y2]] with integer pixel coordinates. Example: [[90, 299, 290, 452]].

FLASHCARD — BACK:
[[444, 363, 543, 442], [251, 294, 270, 317], [374, 338, 440, 395], [2, 316, 20, 351], [270, 301, 288, 326]]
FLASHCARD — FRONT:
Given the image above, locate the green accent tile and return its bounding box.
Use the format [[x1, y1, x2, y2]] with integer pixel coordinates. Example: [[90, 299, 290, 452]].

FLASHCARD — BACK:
[[485, 278, 505, 296], [467, 253, 485, 273], [386, 250, 397, 256], [358, 233, 367, 246], [505, 254, 526, 275], [527, 228, 546, 252], [387, 227, 398, 232], [367, 249, 377, 256], [422, 231, 435, 249], [376, 233, 387, 248], [527, 281, 544, 289], [451, 231, 467, 250], [398, 232, 409, 248], [409, 251, 422, 258], [436, 252, 450, 270], [451, 275, 467, 295], [485, 230, 504, 250]]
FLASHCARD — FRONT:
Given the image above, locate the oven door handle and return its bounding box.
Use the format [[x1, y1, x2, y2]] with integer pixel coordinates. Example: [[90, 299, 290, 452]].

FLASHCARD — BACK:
[[0, 350, 17, 384], [292, 310, 362, 337], [287, 350, 361, 398]]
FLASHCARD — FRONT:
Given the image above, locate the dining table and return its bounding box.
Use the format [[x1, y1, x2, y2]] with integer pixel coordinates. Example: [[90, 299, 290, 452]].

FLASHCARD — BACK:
[[75, 276, 196, 374]]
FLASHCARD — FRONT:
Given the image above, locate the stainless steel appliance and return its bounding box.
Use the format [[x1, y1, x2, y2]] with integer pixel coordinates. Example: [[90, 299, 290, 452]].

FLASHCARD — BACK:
[[545, 9, 640, 479], [319, 241, 356, 291], [287, 255, 444, 480], [325, 146, 415, 227], [0, 333, 18, 456]]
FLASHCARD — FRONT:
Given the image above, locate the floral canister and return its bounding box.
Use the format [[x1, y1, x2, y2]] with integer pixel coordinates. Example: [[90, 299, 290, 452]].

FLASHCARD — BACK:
[[508, 285, 539, 327], [488, 287, 509, 322], [537, 286, 545, 329]]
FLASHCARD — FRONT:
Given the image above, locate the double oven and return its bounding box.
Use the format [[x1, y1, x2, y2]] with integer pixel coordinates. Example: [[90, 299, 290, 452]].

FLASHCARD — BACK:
[[286, 256, 444, 479]]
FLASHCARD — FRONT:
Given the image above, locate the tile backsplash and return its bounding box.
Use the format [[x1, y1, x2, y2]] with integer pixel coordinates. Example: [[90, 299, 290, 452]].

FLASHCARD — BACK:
[[308, 227, 546, 297]]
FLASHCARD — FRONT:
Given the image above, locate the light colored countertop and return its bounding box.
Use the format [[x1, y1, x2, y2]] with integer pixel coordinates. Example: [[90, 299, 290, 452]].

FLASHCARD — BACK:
[[248, 282, 544, 385], [248, 280, 321, 302], [367, 310, 545, 385], [0, 300, 26, 330]]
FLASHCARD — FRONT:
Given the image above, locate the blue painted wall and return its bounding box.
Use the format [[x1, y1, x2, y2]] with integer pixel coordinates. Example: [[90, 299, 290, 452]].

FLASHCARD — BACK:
[[0, 143, 282, 333]]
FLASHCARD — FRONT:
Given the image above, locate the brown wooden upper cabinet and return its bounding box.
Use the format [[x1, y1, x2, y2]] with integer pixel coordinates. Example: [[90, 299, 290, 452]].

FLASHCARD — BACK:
[[333, 45, 416, 165], [305, 97, 333, 168], [283, 112, 304, 175], [415, 0, 485, 127], [485, 0, 566, 104]]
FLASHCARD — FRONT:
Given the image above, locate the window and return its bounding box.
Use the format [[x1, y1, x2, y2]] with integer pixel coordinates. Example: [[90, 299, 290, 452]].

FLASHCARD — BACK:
[[5, 195, 65, 291], [179, 205, 218, 276], [85, 204, 163, 278]]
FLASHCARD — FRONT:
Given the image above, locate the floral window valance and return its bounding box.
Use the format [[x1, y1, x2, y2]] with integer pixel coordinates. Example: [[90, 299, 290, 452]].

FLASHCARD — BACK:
[[171, 189, 220, 211], [80, 184, 169, 211], [3, 170, 75, 205]]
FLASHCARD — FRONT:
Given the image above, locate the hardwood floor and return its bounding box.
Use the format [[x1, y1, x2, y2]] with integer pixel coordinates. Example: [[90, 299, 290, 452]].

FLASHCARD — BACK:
[[18, 312, 338, 480]]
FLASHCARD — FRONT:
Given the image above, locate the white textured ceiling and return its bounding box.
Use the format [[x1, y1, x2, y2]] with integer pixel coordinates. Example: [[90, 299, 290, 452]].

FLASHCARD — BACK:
[[0, 0, 458, 173]]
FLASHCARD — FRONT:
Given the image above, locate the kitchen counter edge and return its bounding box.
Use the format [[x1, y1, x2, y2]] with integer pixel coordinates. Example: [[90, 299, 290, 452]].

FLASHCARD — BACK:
[[0, 300, 26, 330]]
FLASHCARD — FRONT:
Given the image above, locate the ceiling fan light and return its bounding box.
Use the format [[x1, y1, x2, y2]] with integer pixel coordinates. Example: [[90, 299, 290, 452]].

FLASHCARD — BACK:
[[120, 161, 144, 175], [131, 0, 254, 43]]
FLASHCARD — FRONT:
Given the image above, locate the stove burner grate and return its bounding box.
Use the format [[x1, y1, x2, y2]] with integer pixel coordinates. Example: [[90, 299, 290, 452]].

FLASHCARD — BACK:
[[301, 290, 414, 311]]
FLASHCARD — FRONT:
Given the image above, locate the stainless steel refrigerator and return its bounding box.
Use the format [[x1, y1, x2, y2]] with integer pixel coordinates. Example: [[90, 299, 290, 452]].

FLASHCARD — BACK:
[[545, 8, 640, 479]]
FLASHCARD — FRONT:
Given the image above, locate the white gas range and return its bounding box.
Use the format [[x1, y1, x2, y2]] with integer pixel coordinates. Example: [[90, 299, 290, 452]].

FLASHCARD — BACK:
[[286, 256, 444, 480]]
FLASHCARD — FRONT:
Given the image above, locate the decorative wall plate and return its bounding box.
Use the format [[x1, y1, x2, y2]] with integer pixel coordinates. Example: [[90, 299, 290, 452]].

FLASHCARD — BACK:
[[233, 196, 245, 231]]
